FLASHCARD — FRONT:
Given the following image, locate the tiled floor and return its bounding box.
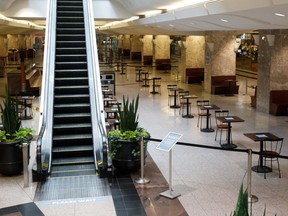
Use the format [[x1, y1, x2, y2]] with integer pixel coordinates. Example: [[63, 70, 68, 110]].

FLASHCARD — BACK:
[[1, 55, 288, 216]]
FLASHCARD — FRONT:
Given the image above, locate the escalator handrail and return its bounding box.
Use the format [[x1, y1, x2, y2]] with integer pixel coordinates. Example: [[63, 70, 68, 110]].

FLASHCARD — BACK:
[[83, 0, 108, 171], [36, 0, 56, 177]]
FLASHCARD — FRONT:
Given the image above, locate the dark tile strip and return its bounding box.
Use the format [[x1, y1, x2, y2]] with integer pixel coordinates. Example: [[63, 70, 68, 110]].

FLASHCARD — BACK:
[[110, 171, 146, 216]]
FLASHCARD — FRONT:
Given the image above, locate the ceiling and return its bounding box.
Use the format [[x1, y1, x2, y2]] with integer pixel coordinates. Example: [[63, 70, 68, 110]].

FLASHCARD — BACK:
[[1, 0, 288, 36]]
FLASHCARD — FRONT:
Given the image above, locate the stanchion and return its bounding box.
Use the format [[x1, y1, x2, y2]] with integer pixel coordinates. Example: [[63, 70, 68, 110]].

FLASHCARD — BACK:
[[22, 143, 30, 187], [247, 149, 258, 203], [135, 137, 150, 184]]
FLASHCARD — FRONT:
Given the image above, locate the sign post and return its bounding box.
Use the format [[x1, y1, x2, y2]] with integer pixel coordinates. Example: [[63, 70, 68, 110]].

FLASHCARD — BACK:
[[156, 132, 182, 199]]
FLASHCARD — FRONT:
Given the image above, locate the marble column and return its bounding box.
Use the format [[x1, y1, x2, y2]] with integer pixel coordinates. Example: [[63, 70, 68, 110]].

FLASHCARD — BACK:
[[141, 35, 153, 65], [257, 29, 288, 113], [130, 35, 142, 60], [117, 35, 123, 59], [18, 34, 26, 50], [7, 34, 18, 49], [204, 31, 237, 92], [7, 34, 19, 62], [153, 35, 171, 60], [180, 36, 205, 83], [0, 35, 8, 57]]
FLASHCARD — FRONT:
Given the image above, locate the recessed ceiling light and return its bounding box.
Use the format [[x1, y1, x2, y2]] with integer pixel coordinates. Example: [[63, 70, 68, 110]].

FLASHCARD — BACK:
[[220, 19, 228, 22], [275, 12, 285, 17]]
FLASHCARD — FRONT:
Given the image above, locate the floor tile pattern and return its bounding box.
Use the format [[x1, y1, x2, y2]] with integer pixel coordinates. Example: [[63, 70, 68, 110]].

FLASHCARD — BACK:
[[33, 175, 110, 201]]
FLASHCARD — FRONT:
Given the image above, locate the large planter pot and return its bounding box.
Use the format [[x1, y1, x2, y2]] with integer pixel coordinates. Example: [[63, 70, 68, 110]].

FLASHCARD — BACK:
[[112, 139, 145, 172], [0, 140, 24, 176]]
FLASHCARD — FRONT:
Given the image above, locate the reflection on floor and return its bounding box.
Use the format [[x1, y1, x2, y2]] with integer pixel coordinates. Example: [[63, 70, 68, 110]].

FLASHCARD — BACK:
[[1, 55, 288, 216]]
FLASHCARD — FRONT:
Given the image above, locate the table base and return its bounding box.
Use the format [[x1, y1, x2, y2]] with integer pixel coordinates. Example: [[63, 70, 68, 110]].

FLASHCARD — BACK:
[[201, 128, 214, 132], [170, 105, 180, 109], [220, 143, 237, 149], [251, 165, 272, 173], [20, 116, 33, 120], [182, 115, 194, 118], [150, 91, 159, 94]]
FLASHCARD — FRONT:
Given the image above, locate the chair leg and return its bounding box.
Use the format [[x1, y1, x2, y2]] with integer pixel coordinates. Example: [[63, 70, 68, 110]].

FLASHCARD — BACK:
[[277, 159, 281, 178], [219, 129, 222, 144], [264, 158, 266, 179]]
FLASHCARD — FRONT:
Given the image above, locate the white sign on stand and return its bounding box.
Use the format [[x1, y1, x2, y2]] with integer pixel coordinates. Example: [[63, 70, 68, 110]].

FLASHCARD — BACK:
[[156, 132, 182, 199]]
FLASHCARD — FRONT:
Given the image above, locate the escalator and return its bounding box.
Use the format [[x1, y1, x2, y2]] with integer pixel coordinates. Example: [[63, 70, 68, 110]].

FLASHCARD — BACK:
[[35, 0, 107, 180], [51, 0, 95, 177]]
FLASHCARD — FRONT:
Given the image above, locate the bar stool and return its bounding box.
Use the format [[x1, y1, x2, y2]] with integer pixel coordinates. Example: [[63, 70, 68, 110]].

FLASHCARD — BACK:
[[214, 110, 231, 144], [196, 100, 211, 129], [179, 90, 190, 115]]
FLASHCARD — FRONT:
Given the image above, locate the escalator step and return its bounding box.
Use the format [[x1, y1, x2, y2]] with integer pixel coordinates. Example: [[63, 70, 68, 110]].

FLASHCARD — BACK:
[[52, 156, 94, 165]]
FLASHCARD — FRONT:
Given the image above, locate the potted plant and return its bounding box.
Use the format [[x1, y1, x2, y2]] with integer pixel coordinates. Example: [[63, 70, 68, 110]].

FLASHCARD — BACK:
[[0, 87, 34, 176], [107, 94, 150, 172]]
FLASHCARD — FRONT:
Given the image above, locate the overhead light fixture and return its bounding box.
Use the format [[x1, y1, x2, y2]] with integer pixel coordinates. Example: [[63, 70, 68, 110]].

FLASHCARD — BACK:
[[220, 19, 228, 23], [274, 12, 285, 17], [165, 0, 219, 11]]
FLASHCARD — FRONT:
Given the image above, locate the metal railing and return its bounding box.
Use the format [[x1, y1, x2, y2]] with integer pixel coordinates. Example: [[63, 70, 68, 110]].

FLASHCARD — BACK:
[[35, 0, 56, 179], [145, 137, 288, 207], [83, 0, 108, 173]]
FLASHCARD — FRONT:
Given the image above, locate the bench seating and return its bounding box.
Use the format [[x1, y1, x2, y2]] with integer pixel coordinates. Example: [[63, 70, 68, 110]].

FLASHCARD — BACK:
[[155, 59, 171, 70], [186, 68, 204, 84], [270, 90, 288, 116], [8, 62, 41, 96], [143, 55, 153, 65], [131, 52, 141, 60], [211, 75, 239, 95]]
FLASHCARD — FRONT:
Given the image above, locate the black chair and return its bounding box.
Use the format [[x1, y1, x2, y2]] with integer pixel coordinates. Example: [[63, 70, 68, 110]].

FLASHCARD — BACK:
[[154, 77, 162, 94], [260, 138, 284, 179], [214, 110, 231, 144], [167, 84, 177, 106]]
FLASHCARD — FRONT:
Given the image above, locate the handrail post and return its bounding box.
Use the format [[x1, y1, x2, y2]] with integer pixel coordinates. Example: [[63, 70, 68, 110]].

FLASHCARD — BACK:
[[135, 137, 150, 184], [247, 149, 258, 204], [22, 143, 30, 187]]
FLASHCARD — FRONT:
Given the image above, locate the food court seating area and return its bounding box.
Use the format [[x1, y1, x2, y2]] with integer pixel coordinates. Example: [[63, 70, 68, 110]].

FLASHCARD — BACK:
[[2, 57, 288, 216], [269, 90, 288, 115], [211, 75, 239, 95]]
